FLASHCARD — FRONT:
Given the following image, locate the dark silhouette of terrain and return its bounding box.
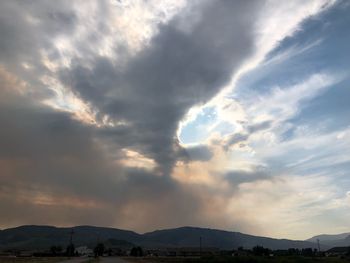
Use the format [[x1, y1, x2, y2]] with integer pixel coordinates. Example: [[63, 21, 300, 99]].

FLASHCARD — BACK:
[[0, 225, 321, 250]]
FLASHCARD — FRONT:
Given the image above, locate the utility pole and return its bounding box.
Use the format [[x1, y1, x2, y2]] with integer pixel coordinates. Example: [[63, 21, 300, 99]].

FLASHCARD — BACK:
[[317, 239, 321, 252], [69, 229, 74, 245], [67, 229, 75, 257]]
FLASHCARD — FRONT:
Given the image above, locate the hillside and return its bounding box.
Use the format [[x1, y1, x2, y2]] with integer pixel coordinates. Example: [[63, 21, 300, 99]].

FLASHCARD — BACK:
[[0, 225, 140, 250], [0, 225, 319, 251], [142, 227, 319, 250], [307, 232, 350, 248]]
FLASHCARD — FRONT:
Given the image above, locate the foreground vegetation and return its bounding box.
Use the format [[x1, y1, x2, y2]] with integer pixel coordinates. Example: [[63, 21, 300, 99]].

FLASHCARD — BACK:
[[0, 257, 100, 263], [0, 257, 68, 263], [131, 255, 350, 263], [0, 256, 349, 263]]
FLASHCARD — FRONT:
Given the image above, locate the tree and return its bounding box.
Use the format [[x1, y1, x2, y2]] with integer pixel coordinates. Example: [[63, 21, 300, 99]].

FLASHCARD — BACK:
[[66, 244, 75, 257], [252, 246, 271, 256], [130, 246, 143, 257], [94, 243, 105, 257], [50, 245, 63, 255], [287, 248, 300, 256], [301, 248, 314, 257]]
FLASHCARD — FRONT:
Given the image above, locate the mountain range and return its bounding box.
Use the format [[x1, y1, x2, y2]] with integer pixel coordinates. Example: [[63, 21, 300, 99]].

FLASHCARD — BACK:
[[307, 232, 350, 248], [0, 225, 330, 251]]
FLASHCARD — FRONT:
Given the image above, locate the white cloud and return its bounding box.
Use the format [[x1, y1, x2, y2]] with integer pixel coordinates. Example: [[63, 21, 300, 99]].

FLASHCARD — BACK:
[[246, 73, 340, 124], [178, 0, 337, 144]]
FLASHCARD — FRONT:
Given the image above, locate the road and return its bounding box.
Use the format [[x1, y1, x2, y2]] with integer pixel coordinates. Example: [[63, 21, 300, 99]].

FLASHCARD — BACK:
[[58, 257, 131, 263], [59, 258, 87, 263], [100, 257, 131, 263], [58, 258, 90, 263]]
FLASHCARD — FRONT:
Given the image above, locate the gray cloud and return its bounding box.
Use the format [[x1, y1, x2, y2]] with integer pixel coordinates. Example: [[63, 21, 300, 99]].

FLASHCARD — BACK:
[[224, 168, 272, 188], [0, 81, 212, 229], [225, 133, 250, 150], [224, 120, 273, 150], [180, 145, 214, 162], [0, 0, 264, 231], [61, 0, 261, 176]]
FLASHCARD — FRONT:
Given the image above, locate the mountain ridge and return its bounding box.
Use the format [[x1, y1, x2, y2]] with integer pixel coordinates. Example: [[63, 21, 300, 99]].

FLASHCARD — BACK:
[[307, 232, 350, 248], [0, 225, 323, 251]]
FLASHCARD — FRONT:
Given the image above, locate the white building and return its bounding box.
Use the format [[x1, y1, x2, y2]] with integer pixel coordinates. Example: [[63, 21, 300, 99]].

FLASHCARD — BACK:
[[75, 246, 93, 256]]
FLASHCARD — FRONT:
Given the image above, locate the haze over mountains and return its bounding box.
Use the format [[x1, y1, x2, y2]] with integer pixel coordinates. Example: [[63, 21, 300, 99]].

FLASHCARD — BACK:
[[307, 233, 350, 248], [0, 225, 328, 251]]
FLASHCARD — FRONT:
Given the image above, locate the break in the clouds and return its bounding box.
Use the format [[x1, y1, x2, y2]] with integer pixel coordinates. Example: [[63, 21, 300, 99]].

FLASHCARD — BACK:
[[0, 0, 349, 239]]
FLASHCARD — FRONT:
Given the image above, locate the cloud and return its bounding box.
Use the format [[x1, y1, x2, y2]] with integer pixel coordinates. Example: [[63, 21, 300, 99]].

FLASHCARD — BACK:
[[58, 0, 262, 176], [225, 174, 347, 239], [180, 145, 214, 162], [224, 168, 272, 187], [0, 0, 347, 239], [0, 0, 264, 231]]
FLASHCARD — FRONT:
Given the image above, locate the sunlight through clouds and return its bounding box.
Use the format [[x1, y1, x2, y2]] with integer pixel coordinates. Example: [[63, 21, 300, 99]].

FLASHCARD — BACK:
[[0, 0, 349, 239]]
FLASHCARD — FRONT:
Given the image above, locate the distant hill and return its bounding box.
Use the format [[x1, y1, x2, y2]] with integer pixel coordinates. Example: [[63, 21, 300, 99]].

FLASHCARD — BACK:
[[0, 225, 319, 251], [103, 238, 136, 248], [307, 232, 350, 248], [141, 227, 319, 250], [0, 225, 140, 250]]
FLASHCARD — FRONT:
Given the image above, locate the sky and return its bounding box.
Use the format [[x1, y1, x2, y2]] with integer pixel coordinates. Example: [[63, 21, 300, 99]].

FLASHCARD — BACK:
[[0, 0, 349, 240]]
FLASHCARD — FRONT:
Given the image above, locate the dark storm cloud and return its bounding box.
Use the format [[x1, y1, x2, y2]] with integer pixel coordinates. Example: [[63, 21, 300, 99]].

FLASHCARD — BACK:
[[0, 67, 231, 230], [0, 0, 81, 102], [0, 0, 265, 230], [0, 71, 117, 200], [61, 0, 262, 175], [0, 1, 77, 63]]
